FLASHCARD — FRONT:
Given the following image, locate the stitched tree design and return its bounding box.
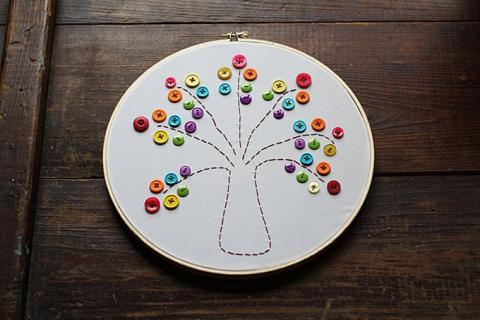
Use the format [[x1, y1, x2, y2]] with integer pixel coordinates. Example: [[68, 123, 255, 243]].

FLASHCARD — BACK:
[[134, 54, 344, 256]]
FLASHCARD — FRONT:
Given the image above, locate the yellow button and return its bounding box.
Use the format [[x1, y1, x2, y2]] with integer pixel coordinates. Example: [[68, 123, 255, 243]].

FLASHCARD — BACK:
[[308, 182, 320, 194], [217, 67, 232, 80], [185, 74, 200, 88], [324, 144, 337, 156], [153, 130, 169, 145], [163, 194, 179, 210], [272, 80, 287, 94]]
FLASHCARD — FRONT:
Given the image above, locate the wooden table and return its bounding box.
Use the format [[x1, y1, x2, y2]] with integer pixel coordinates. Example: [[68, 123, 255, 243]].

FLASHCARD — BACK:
[[1, 1, 479, 319]]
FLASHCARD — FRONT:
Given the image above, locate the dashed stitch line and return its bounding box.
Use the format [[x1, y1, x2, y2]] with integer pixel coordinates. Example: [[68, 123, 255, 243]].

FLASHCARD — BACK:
[[157, 124, 235, 168], [244, 133, 336, 166], [241, 89, 297, 160], [255, 158, 325, 183], [237, 70, 242, 150], [162, 166, 230, 194], [178, 86, 237, 156]]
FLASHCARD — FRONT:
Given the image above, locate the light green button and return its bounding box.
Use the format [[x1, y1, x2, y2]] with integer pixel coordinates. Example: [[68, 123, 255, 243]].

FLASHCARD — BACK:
[[241, 82, 253, 93], [173, 135, 185, 146], [262, 90, 274, 101], [183, 100, 195, 110], [296, 171, 309, 183], [308, 138, 320, 150], [177, 185, 189, 197]]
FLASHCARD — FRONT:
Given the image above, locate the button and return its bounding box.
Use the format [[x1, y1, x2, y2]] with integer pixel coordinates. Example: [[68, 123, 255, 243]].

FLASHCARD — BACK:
[[294, 138, 306, 150], [192, 107, 204, 119], [173, 135, 185, 146], [217, 67, 232, 80], [324, 144, 337, 156], [196, 86, 209, 99], [241, 82, 253, 93], [163, 194, 180, 210], [284, 162, 296, 173], [232, 54, 247, 69], [184, 121, 197, 134], [243, 68, 257, 81], [177, 186, 189, 197], [149, 179, 164, 194], [164, 172, 178, 186], [179, 165, 191, 177], [332, 127, 344, 139], [308, 138, 320, 150], [185, 74, 200, 88], [282, 98, 295, 111], [145, 197, 160, 214], [308, 182, 320, 194], [311, 118, 325, 131], [272, 80, 287, 94], [183, 100, 195, 110], [133, 116, 149, 132], [296, 73, 312, 89], [316, 162, 331, 176], [296, 171, 309, 183], [327, 180, 341, 195], [168, 89, 182, 103], [165, 76, 176, 89], [293, 120, 307, 133], [300, 152, 314, 166], [153, 130, 169, 145], [152, 109, 167, 123], [262, 90, 274, 101], [296, 91, 310, 104], [168, 114, 181, 127], [273, 109, 284, 119], [218, 83, 232, 95], [240, 94, 252, 105]]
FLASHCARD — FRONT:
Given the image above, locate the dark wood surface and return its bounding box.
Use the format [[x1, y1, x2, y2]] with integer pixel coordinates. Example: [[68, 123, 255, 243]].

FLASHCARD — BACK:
[[0, 1, 478, 319]]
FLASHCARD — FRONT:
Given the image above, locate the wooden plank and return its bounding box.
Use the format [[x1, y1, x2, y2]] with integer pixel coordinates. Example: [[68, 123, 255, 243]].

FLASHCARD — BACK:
[[56, 0, 480, 24], [0, 0, 56, 318], [40, 23, 480, 178], [26, 175, 480, 319], [0, 0, 9, 25]]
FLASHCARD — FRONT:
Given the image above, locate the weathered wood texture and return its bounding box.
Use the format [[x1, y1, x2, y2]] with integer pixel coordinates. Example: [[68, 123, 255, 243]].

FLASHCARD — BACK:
[[56, 0, 480, 24], [0, 0, 9, 25], [40, 23, 480, 179], [0, 0, 56, 318], [26, 176, 480, 319]]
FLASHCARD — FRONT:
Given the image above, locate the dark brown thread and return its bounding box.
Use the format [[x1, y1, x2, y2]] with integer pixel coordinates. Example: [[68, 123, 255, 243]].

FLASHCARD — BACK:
[[162, 166, 230, 194]]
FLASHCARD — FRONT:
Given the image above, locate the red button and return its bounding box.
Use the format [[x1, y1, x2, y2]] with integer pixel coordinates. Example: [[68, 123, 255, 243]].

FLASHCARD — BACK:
[[296, 73, 312, 89], [165, 77, 176, 89], [144, 197, 160, 213], [232, 54, 247, 69], [332, 127, 344, 139], [133, 116, 149, 132], [327, 180, 341, 195]]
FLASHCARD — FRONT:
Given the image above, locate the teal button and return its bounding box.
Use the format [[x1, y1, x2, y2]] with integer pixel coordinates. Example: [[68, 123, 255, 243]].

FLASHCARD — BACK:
[[296, 171, 309, 183], [196, 86, 209, 99], [293, 120, 307, 133], [308, 138, 320, 150], [218, 83, 231, 95], [241, 82, 253, 93], [168, 115, 181, 128], [300, 152, 314, 166], [282, 98, 295, 111], [177, 185, 189, 197], [165, 172, 178, 186], [183, 100, 195, 110], [262, 90, 274, 101], [172, 135, 185, 146]]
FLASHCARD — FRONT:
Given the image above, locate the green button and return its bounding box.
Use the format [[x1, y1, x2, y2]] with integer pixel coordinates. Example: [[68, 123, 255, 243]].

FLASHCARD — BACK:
[[241, 82, 253, 93], [296, 171, 309, 183], [262, 90, 274, 101], [177, 185, 189, 197], [183, 100, 195, 110], [173, 135, 185, 146], [308, 138, 320, 150]]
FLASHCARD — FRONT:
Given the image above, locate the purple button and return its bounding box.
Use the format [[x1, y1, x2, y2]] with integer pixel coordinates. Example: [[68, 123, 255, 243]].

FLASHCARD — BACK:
[[184, 121, 197, 134], [294, 138, 306, 150], [192, 107, 204, 119], [240, 93, 252, 105], [284, 162, 296, 173], [273, 109, 284, 119], [179, 165, 191, 177]]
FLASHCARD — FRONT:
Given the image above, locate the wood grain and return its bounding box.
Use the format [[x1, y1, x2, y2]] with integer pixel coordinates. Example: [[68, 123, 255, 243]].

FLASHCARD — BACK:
[[55, 0, 480, 24], [26, 175, 480, 319], [39, 23, 480, 179], [0, 0, 9, 25], [0, 0, 56, 318]]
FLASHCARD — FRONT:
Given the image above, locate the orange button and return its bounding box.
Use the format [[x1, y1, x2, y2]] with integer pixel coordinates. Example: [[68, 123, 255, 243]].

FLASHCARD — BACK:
[[296, 91, 310, 104], [149, 179, 164, 193], [316, 162, 331, 176], [243, 68, 257, 81], [152, 108, 167, 122], [311, 118, 325, 131], [168, 89, 182, 103]]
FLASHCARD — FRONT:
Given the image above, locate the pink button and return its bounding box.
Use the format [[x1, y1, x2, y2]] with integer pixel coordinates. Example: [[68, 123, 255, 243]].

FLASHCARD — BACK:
[[165, 77, 176, 89], [296, 73, 312, 89], [232, 54, 247, 69], [332, 127, 344, 139]]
